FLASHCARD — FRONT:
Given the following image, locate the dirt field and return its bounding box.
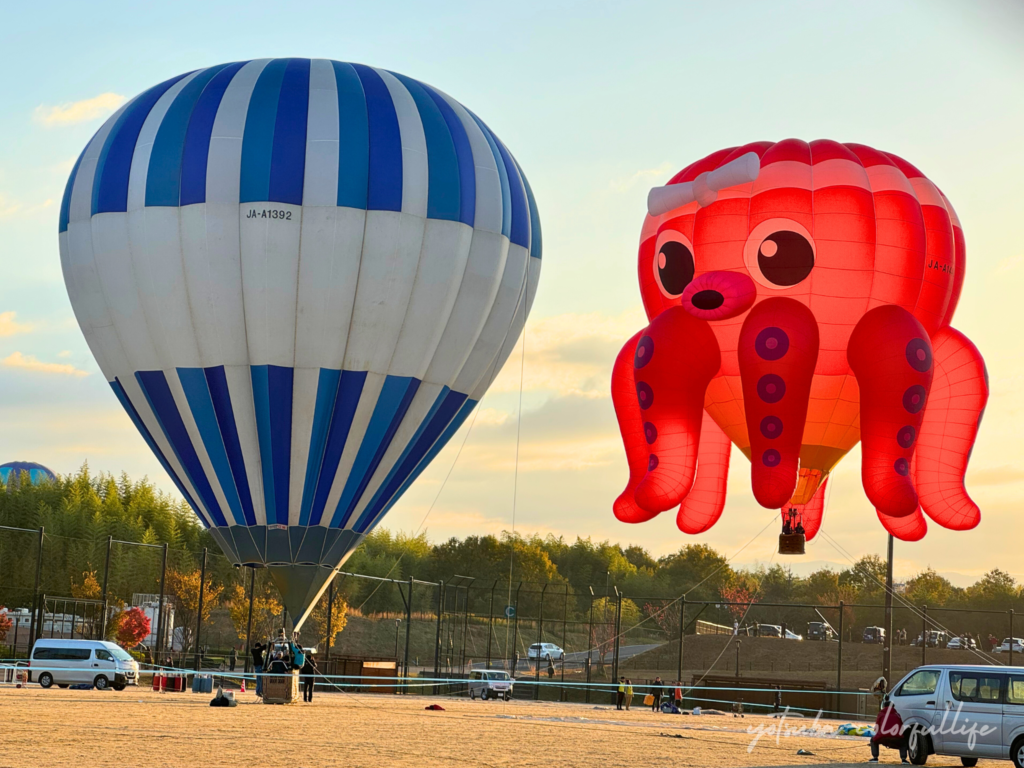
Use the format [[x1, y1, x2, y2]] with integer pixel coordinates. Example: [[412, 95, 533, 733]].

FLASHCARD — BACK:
[[0, 685, 1005, 768]]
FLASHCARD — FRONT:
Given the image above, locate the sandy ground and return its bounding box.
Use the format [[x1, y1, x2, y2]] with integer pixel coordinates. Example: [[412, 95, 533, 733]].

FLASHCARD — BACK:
[[0, 685, 1006, 768]]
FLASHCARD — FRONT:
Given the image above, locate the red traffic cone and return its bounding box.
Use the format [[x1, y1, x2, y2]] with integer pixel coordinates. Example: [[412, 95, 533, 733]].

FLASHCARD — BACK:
[[240, 678, 246, 694]]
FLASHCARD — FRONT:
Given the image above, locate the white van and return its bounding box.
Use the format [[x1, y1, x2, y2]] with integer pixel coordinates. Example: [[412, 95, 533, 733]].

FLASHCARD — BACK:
[[30, 639, 140, 691], [468, 670, 513, 701], [890, 664, 1024, 766]]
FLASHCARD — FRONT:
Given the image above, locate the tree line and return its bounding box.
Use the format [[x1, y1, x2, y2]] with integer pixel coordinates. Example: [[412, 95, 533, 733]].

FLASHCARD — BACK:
[[1, 466, 1021, 647]]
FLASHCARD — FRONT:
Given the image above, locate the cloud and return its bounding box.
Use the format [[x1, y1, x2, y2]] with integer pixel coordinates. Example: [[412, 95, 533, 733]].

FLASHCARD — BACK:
[[0, 312, 32, 337], [967, 465, 1024, 486], [1, 351, 90, 377], [57, 350, 71, 358], [0, 196, 55, 219], [33, 93, 126, 127], [489, 307, 647, 399], [609, 162, 674, 193], [995, 254, 1024, 275]]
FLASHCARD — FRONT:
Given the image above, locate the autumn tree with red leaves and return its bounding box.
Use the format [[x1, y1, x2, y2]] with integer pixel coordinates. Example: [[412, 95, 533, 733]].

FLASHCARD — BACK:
[[114, 607, 150, 649]]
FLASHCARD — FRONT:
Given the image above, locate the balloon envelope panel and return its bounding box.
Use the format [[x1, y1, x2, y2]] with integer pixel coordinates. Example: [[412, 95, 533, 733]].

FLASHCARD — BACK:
[[59, 59, 541, 624]]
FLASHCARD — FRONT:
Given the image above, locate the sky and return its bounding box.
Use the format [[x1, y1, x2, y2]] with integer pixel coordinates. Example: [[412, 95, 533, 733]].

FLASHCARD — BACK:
[[1, 0, 1023, 586]]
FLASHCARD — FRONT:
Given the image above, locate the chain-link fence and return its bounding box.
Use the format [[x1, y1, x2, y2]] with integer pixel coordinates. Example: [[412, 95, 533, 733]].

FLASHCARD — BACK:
[[2, 524, 1019, 715]]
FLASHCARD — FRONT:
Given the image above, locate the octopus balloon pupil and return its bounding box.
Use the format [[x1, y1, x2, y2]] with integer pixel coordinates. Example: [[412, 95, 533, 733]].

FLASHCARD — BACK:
[[615, 140, 989, 545], [758, 231, 815, 286], [656, 241, 695, 296]]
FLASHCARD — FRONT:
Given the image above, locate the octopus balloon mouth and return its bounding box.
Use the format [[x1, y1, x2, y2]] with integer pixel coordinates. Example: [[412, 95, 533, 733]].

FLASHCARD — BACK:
[[681, 271, 757, 320]]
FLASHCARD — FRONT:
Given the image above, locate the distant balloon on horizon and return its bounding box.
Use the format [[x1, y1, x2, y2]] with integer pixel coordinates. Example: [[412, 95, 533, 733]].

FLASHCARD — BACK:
[[58, 58, 541, 628], [0, 461, 57, 485]]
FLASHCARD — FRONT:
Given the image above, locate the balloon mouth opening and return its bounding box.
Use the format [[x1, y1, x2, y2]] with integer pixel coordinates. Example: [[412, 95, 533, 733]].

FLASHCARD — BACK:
[[682, 271, 757, 320]]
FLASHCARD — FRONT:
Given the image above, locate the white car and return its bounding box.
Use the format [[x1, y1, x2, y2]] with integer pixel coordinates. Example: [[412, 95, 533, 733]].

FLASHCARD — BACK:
[[946, 637, 978, 650], [995, 638, 1024, 654], [468, 670, 514, 701], [30, 638, 139, 691], [890, 664, 1024, 765], [527, 643, 564, 661], [784, 629, 804, 641]]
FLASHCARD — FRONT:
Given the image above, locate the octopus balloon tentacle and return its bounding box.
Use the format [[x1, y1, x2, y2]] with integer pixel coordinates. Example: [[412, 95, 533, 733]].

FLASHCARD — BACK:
[[913, 327, 988, 529], [848, 305, 934, 517], [738, 297, 819, 509], [677, 410, 731, 534], [631, 307, 721, 514], [612, 331, 659, 523], [611, 138, 988, 542]]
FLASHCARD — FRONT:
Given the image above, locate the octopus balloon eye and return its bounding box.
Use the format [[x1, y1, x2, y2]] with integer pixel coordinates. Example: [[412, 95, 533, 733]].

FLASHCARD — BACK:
[[758, 231, 815, 286], [655, 241, 695, 297]]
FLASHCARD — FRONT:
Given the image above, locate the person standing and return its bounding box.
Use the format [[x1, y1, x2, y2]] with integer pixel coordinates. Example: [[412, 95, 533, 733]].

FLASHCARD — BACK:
[[651, 676, 663, 712], [251, 642, 265, 698], [230, 648, 237, 672], [774, 684, 782, 713], [625, 679, 634, 711], [301, 652, 317, 703], [674, 681, 683, 711], [616, 677, 625, 710]]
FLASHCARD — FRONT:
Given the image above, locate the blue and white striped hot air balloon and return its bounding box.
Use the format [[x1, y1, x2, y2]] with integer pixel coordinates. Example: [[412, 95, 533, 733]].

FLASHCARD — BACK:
[[58, 59, 541, 628]]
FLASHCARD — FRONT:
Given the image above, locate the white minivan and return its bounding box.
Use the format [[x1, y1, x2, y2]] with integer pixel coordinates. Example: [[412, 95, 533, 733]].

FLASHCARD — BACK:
[[30, 639, 140, 691], [890, 664, 1024, 766]]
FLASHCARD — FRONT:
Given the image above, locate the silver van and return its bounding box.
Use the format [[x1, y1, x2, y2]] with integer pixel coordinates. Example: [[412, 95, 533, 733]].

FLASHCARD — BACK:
[[30, 639, 139, 691], [468, 670, 513, 701], [891, 664, 1024, 766]]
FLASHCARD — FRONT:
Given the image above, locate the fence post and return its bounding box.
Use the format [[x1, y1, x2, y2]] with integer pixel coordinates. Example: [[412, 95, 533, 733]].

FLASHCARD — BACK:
[[485, 581, 497, 671], [535, 583, 548, 700], [921, 605, 927, 668], [837, 601, 844, 696], [28, 527, 44, 649], [241, 565, 253, 671], [155, 543, 168, 664], [560, 584, 568, 701], [677, 595, 686, 686], [512, 582, 522, 676], [100, 535, 113, 638], [433, 580, 444, 695], [403, 576, 413, 694], [1011, 610, 1015, 668], [586, 588, 595, 704], [194, 547, 207, 670], [611, 589, 622, 702]]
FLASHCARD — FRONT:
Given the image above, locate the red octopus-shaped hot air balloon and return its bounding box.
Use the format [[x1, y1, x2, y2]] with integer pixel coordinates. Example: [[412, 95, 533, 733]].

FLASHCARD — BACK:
[[612, 140, 988, 542]]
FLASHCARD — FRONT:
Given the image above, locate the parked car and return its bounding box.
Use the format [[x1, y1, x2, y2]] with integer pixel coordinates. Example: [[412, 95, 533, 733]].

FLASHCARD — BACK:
[[807, 622, 837, 642], [784, 629, 804, 641], [29, 638, 139, 691], [754, 624, 782, 638], [527, 643, 564, 661], [912, 630, 951, 648], [994, 638, 1024, 654], [863, 626, 886, 645], [890, 663, 1024, 766], [468, 670, 513, 701], [947, 636, 978, 651]]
